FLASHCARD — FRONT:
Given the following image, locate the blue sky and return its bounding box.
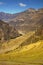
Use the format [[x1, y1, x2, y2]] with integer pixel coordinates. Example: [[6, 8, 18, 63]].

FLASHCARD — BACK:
[[0, 0, 43, 14]]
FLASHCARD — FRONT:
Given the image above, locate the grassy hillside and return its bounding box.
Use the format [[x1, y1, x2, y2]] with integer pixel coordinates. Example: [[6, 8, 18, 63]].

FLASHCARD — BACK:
[[0, 31, 34, 53], [0, 41, 43, 65], [0, 31, 43, 65]]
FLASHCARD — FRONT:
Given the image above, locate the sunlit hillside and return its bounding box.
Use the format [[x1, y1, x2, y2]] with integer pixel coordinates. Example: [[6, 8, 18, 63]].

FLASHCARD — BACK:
[[0, 31, 43, 65], [0, 31, 34, 53]]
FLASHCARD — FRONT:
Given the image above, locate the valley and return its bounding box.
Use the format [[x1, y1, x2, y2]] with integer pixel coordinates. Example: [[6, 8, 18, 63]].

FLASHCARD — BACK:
[[0, 8, 43, 65]]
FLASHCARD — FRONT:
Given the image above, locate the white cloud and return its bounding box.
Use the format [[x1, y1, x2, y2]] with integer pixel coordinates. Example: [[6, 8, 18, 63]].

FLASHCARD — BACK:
[[0, 2, 4, 5], [19, 3, 27, 7]]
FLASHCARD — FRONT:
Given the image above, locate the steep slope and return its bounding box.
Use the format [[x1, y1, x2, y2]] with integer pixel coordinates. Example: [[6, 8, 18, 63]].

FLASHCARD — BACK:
[[0, 31, 35, 53], [0, 20, 20, 43], [9, 8, 43, 34], [0, 24, 43, 64]]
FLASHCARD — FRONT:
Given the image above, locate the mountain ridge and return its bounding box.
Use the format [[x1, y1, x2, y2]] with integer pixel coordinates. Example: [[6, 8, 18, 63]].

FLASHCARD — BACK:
[[9, 8, 43, 34], [0, 8, 43, 21]]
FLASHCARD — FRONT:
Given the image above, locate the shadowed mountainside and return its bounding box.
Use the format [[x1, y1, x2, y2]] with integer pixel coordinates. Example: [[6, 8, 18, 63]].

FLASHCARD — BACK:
[[0, 20, 20, 43]]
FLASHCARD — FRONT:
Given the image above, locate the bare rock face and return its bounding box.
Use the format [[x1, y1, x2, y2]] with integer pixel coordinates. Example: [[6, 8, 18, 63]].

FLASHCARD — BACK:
[[0, 20, 20, 42]]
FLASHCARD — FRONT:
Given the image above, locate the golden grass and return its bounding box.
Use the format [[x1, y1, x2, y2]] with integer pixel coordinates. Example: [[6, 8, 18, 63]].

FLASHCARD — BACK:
[[0, 31, 43, 65], [0, 31, 35, 53]]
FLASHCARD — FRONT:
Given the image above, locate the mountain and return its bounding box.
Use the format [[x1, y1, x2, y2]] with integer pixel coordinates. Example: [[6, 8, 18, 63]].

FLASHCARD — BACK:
[[0, 8, 43, 65], [9, 8, 43, 34], [0, 20, 20, 43], [0, 12, 19, 22], [0, 23, 43, 53]]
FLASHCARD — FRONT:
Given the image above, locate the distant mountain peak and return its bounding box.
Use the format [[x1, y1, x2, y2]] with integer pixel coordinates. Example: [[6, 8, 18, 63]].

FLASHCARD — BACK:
[[26, 8, 36, 12]]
